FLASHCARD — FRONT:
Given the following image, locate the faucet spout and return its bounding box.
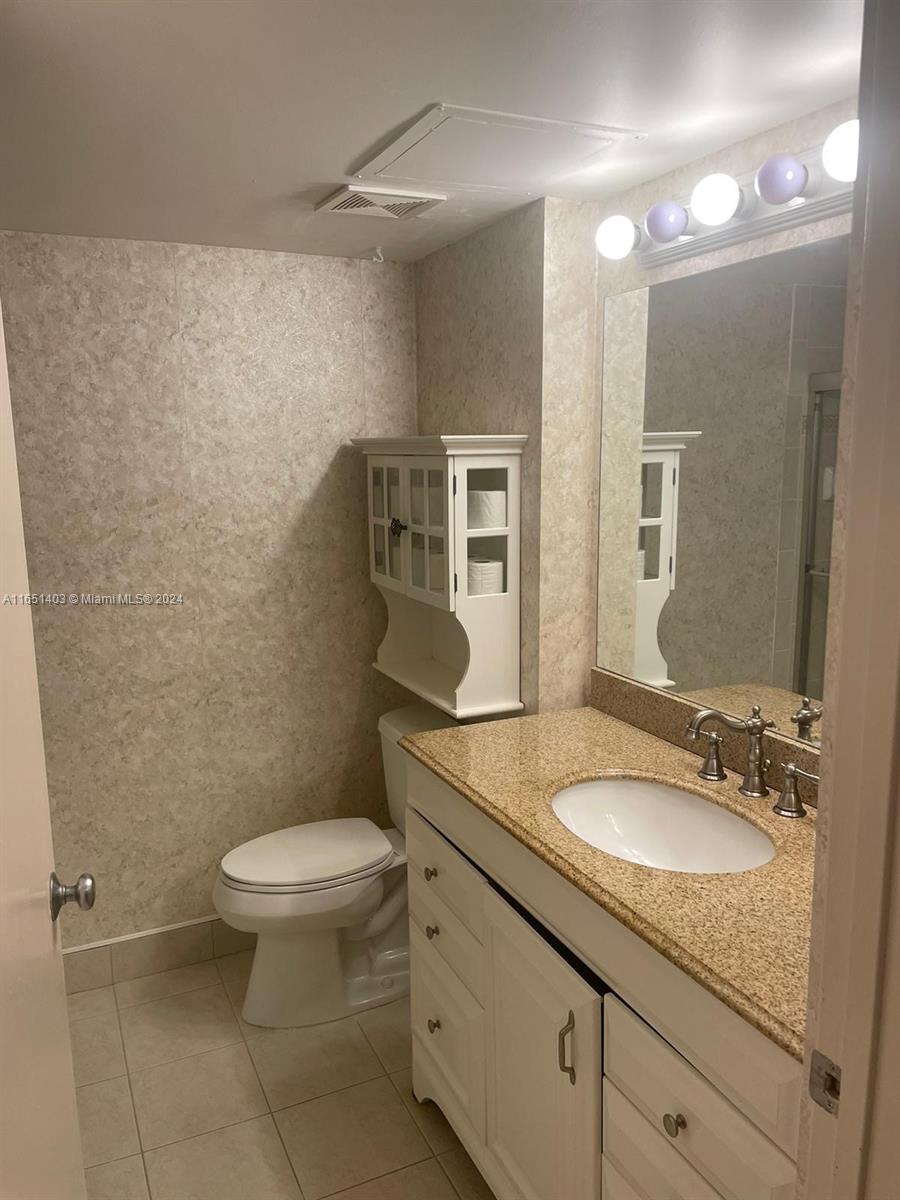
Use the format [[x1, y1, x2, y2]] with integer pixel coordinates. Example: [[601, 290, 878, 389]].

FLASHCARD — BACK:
[[685, 705, 775, 798]]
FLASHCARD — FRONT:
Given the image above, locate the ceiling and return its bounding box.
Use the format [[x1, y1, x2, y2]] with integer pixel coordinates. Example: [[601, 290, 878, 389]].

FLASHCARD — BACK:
[[0, 0, 863, 262]]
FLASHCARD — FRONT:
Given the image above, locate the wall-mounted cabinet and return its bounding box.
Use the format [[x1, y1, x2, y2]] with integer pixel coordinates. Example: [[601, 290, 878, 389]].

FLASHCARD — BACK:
[[352, 436, 526, 719]]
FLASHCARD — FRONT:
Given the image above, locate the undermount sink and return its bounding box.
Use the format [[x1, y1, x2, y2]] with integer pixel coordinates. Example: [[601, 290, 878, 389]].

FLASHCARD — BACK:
[[551, 777, 774, 874]]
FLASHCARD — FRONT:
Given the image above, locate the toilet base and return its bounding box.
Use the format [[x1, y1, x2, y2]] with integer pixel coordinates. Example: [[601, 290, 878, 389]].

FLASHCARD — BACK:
[[241, 923, 409, 1029]]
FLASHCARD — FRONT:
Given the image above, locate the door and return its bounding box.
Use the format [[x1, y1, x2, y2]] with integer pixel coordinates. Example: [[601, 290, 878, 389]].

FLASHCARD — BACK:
[[405, 457, 455, 611], [0, 298, 86, 1198], [484, 890, 602, 1200], [367, 456, 407, 593]]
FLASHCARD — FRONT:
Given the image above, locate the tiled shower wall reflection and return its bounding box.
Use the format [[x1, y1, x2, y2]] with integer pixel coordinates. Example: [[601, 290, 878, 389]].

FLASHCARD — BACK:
[[0, 232, 416, 944]]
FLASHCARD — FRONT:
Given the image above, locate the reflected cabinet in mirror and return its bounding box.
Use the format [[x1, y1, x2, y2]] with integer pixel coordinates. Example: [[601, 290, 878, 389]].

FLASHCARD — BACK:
[[597, 235, 849, 745]]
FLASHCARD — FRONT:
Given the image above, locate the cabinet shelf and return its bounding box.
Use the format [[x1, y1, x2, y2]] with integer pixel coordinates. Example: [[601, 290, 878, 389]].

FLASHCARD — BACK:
[[353, 435, 526, 719]]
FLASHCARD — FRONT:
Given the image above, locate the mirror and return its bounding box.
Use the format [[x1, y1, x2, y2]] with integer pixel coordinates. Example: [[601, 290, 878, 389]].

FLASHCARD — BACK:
[[597, 235, 849, 743]]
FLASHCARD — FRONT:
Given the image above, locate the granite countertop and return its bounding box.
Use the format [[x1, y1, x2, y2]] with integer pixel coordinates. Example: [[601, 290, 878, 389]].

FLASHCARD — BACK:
[[401, 706, 815, 1061]]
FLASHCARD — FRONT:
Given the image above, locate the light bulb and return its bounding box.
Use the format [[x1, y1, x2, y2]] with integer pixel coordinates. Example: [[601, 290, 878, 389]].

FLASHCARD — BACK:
[[690, 173, 743, 226], [595, 215, 639, 260], [822, 119, 859, 183], [755, 154, 809, 205], [644, 200, 689, 243]]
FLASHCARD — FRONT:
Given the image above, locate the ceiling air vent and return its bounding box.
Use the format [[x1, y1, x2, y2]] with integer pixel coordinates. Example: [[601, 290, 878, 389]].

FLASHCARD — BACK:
[[315, 184, 446, 219]]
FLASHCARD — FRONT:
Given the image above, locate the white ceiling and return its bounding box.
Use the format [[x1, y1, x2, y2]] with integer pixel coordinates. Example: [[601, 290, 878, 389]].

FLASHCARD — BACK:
[[0, 0, 863, 262]]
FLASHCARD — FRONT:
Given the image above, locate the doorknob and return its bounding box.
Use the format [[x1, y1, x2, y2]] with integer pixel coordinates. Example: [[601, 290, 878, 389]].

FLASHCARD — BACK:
[[49, 871, 96, 922]]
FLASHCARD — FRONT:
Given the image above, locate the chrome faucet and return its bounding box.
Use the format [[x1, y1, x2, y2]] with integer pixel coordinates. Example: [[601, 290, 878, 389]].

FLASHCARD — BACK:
[[790, 697, 823, 743], [773, 761, 819, 818], [686, 705, 775, 798]]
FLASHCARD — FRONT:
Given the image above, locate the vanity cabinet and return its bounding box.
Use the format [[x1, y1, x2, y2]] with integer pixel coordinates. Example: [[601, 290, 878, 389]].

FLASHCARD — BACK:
[[352, 435, 526, 718], [405, 760, 802, 1200]]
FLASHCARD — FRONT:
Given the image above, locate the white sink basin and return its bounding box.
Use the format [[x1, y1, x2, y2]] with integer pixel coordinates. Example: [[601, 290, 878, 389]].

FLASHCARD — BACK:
[[551, 777, 774, 874]]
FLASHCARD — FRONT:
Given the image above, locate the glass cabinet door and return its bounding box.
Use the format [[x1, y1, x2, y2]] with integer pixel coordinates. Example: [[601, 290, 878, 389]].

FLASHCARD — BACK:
[[404, 457, 454, 610], [368, 457, 407, 593]]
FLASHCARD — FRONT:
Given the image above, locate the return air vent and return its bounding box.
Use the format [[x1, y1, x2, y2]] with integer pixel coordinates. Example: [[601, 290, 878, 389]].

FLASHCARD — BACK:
[[315, 184, 446, 219]]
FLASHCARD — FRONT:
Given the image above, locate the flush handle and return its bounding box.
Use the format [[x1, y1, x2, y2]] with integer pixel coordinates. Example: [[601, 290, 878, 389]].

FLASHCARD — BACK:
[[49, 871, 96, 923], [663, 1112, 687, 1139]]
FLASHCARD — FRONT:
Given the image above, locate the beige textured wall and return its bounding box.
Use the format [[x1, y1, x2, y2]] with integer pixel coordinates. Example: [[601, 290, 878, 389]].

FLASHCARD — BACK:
[[415, 202, 545, 711], [0, 231, 416, 945]]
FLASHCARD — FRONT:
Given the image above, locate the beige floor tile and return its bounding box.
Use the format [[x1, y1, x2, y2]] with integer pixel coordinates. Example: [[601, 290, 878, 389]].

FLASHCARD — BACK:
[[217, 965, 258, 1036], [357, 998, 412, 1072], [144, 1115, 302, 1200], [328, 1159, 459, 1200], [131, 1042, 267, 1149], [114, 959, 220, 1008], [216, 947, 254, 982], [119, 983, 240, 1071], [390, 1069, 460, 1155], [76, 1076, 140, 1167], [275, 1076, 430, 1200], [65, 946, 112, 994], [68, 985, 116, 1025], [111, 923, 213, 983], [84, 1155, 149, 1200], [212, 918, 257, 958], [438, 1148, 497, 1200], [70, 1011, 126, 1086], [246, 1015, 384, 1110]]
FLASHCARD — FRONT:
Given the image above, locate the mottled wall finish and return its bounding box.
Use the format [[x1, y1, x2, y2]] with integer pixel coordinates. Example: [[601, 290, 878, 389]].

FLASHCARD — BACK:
[[538, 199, 602, 711], [645, 274, 794, 691], [0, 232, 416, 944], [415, 202, 545, 711], [595, 289, 648, 676]]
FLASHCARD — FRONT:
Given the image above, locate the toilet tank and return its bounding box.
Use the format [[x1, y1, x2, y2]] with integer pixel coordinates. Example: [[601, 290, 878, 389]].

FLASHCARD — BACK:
[[378, 704, 458, 834]]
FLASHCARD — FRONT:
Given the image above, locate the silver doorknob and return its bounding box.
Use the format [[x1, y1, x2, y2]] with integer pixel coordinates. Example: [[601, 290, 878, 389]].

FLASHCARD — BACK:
[[49, 871, 96, 922]]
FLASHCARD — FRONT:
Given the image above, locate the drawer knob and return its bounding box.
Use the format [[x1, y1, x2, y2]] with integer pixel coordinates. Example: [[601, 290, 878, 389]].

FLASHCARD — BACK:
[[423, 866, 438, 882], [427, 1018, 441, 1035], [425, 924, 439, 940], [662, 1112, 687, 1139]]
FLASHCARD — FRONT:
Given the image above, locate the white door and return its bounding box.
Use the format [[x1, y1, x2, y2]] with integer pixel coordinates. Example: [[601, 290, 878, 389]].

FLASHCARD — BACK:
[[404, 456, 455, 611], [0, 298, 86, 1199], [484, 890, 602, 1200]]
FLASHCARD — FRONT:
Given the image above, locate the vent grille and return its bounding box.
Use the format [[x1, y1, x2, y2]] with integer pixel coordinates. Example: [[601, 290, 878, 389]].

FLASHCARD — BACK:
[[316, 184, 446, 220]]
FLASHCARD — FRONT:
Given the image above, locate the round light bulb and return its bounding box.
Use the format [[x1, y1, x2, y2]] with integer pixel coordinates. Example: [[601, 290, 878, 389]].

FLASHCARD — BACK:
[[822, 119, 859, 183], [644, 200, 689, 243], [594, 215, 639, 260], [690, 173, 743, 226], [755, 154, 809, 206]]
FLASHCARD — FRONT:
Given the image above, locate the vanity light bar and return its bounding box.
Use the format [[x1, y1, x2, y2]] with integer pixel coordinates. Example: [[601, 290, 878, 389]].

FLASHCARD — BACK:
[[596, 119, 858, 267]]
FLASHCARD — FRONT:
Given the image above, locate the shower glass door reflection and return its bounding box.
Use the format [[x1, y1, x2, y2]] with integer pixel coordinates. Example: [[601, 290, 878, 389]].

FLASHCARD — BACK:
[[797, 380, 841, 698]]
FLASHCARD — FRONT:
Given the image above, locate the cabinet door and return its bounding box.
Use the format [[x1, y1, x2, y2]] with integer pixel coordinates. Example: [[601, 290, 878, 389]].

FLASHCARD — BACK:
[[484, 890, 602, 1200], [404, 456, 455, 610], [368, 456, 407, 593]]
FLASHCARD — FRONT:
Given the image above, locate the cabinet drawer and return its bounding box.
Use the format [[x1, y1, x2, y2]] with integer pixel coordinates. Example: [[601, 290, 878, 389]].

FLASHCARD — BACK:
[[409, 870, 483, 1001], [604, 1079, 722, 1200], [410, 923, 485, 1137], [602, 1157, 650, 1200], [605, 997, 795, 1200], [406, 807, 485, 940]]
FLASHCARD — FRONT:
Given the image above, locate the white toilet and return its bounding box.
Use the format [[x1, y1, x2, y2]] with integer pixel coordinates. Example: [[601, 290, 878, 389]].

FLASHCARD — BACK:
[[213, 704, 456, 1028]]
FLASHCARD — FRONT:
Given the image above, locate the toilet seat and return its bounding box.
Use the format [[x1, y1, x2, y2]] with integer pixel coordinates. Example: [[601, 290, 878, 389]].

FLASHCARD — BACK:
[[220, 817, 396, 895]]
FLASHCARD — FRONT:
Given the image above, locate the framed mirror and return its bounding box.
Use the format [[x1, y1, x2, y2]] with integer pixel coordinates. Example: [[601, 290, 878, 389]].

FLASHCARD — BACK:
[[596, 234, 849, 745]]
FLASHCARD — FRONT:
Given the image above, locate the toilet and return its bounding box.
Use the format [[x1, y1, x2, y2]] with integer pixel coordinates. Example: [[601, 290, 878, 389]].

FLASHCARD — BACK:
[[212, 704, 456, 1028]]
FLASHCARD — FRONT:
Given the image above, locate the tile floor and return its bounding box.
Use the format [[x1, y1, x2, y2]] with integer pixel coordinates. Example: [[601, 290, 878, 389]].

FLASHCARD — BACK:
[[70, 949, 496, 1200]]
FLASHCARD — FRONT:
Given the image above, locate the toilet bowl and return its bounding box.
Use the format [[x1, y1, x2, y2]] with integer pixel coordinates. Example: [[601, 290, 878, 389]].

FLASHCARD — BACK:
[[213, 703, 456, 1028]]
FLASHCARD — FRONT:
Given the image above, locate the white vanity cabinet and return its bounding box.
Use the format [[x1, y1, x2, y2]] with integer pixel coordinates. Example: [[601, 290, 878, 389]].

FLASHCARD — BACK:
[[405, 760, 802, 1200], [352, 436, 526, 718]]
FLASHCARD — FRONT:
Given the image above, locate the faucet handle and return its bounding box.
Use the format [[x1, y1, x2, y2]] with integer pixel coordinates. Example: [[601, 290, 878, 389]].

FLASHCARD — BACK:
[[773, 761, 819, 818], [748, 704, 776, 732], [695, 729, 727, 782], [791, 698, 823, 741]]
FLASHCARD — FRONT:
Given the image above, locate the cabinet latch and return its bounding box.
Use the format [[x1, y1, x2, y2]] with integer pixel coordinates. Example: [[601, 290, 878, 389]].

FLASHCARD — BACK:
[[809, 1049, 841, 1115]]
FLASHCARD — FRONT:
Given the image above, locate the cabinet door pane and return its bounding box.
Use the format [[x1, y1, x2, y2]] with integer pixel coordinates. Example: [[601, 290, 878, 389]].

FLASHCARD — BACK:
[[387, 467, 401, 519], [373, 524, 386, 576], [411, 532, 426, 589], [428, 469, 444, 527], [638, 526, 661, 581], [372, 466, 385, 519], [388, 525, 403, 580], [428, 535, 445, 593], [410, 469, 425, 526], [640, 462, 663, 519]]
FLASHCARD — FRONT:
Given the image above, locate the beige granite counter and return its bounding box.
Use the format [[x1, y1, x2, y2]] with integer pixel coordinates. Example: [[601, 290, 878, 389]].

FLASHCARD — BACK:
[[402, 707, 815, 1061]]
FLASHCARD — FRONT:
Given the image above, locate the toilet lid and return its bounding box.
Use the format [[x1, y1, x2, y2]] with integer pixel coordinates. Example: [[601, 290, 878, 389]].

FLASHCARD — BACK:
[[221, 818, 394, 888]]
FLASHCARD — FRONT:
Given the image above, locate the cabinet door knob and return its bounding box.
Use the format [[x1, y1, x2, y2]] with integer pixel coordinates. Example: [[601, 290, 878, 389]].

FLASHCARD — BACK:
[[427, 1018, 441, 1035], [425, 924, 439, 940], [662, 1112, 687, 1138], [557, 1009, 576, 1085], [389, 517, 408, 537], [423, 866, 438, 882]]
